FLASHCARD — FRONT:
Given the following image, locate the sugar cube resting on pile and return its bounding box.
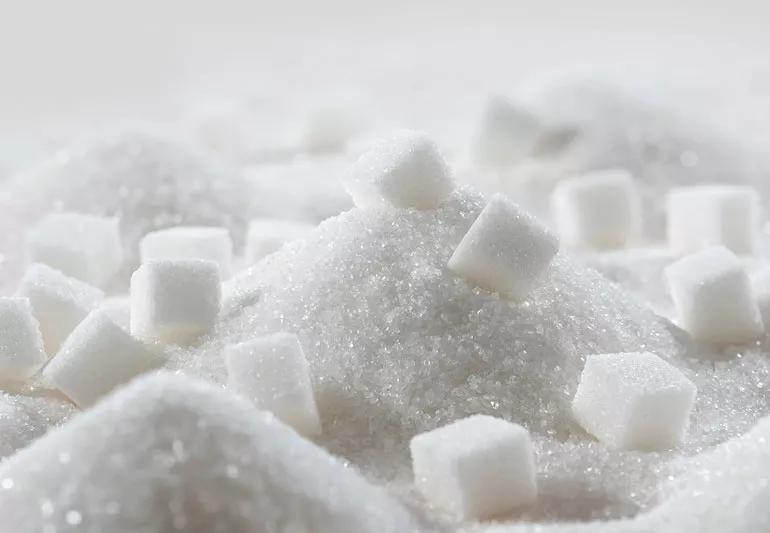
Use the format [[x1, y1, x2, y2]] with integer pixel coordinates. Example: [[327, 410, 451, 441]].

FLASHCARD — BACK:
[[448, 194, 559, 301], [572, 352, 696, 450], [16, 263, 104, 354], [343, 130, 454, 210], [410, 414, 537, 519], [667, 185, 760, 255], [551, 168, 640, 249], [665, 246, 763, 344], [0, 297, 47, 382], [27, 212, 123, 287], [245, 218, 316, 264], [139, 225, 233, 278], [130, 259, 221, 344], [225, 332, 321, 436], [42, 310, 159, 407]]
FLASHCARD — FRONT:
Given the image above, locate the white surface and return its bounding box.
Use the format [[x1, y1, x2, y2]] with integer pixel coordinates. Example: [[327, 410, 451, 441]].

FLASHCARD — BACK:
[[0, 297, 46, 382], [245, 218, 315, 264], [140, 226, 233, 278], [471, 95, 541, 166]]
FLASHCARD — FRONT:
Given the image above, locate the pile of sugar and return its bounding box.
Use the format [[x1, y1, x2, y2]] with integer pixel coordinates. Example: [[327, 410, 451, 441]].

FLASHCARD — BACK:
[[0, 391, 73, 460], [0, 372, 420, 533]]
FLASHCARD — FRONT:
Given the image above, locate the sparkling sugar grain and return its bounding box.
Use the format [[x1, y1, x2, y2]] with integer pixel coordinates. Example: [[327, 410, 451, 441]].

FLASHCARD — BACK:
[[0, 392, 74, 460]]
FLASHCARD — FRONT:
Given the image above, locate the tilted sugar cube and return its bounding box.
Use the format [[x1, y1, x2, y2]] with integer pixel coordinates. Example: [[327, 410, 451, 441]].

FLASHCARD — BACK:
[[27, 212, 123, 287], [551, 169, 641, 249], [471, 95, 540, 166], [343, 130, 454, 210], [16, 263, 104, 355], [667, 185, 760, 255], [245, 219, 315, 264], [410, 415, 537, 519], [139, 226, 233, 278], [130, 259, 221, 344], [448, 194, 559, 301], [751, 268, 770, 330], [0, 297, 46, 382], [42, 310, 159, 407], [225, 332, 321, 436], [665, 246, 763, 344], [572, 352, 696, 450]]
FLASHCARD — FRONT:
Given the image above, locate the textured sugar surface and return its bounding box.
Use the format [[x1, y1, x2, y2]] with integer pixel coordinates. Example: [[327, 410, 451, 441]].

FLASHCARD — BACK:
[[0, 392, 74, 460], [0, 372, 420, 533]]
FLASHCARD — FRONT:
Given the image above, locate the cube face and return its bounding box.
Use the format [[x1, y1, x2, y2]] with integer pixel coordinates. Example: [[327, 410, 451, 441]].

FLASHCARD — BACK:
[[27, 213, 123, 287], [224, 332, 321, 436], [667, 185, 759, 256], [410, 415, 537, 519], [552, 169, 640, 249], [448, 194, 559, 301], [571, 352, 697, 450], [130, 260, 221, 344], [139, 226, 233, 278], [472, 96, 540, 166], [245, 219, 315, 264], [0, 298, 47, 382], [665, 246, 763, 344], [16, 263, 105, 355], [343, 130, 454, 210], [43, 311, 159, 407]]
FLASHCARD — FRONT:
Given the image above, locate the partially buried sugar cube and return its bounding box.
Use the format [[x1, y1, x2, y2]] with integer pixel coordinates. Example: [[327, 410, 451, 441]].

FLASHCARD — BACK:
[[410, 415, 537, 520], [139, 226, 233, 278], [571, 352, 696, 450], [551, 169, 641, 250], [665, 246, 763, 344], [224, 332, 321, 436], [27, 212, 123, 287], [130, 259, 221, 345], [667, 185, 760, 256], [42, 310, 160, 407], [448, 194, 559, 301], [16, 263, 104, 355], [0, 297, 47, 382], [245, 219, 315, 264], [342, 130, 454, 210]]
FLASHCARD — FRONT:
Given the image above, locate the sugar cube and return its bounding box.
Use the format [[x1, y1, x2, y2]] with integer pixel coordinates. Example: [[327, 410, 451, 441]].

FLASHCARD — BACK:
[[130, 259, 221, 344], [15, 263, 105, 354], [665, 246, 763, 344], [551, 169, 641, 249], [225, 332, 321, 436], [667, 185, 760, 255], [410, 415, 537, 519], [572, 352, 696, 450], [751, 268, 770, 330], [27, 212, 123, 287], [245, 219, 315, 264], [342, 130, 454, 210], [42, 310, 159, 407], [448, 194, 559, 300], [0, 298, 46, 382], [139, 226, 233, 278], [471, 95, 540, 166]]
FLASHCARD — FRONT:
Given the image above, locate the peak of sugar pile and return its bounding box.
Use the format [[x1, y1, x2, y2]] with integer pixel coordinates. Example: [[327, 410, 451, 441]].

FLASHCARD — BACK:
[[0, 133, 260, 291], [0, 372, 419, 533], [173, 188, 689, 494]]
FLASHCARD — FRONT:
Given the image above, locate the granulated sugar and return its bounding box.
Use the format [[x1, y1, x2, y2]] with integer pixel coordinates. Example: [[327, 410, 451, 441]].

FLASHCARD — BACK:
[[0, 391, 74, 460]]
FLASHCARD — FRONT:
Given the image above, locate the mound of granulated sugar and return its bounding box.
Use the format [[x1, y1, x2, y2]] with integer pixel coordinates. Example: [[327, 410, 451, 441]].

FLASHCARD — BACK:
[[0, 392, 74, 460], [0, 372, 419, 533], [0, 133, 259, 291], [172, 188, 689, 485]]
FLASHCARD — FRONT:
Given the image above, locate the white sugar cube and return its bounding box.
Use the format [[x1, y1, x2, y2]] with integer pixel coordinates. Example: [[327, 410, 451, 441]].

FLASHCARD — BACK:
[[139, 226, 233, 278], [751, 268, 770, 330], [667, 185, 760, 255], [665, 246, 763, 344], [130, 259, 221, 344], [16, 263, 104, 355], [42, 310, 159, 407], [0, 298, 46, 382], [27, 212, 123, 287], [245, 219, 315, 264], [448, 194, 559, 301], [225, 332, 321, 436], [572, 352, 696, 450], [343, 130, 454, 210], [551, 169, 641, 249], [472, 95, 540, 166], [410, 415, 537, 519]]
